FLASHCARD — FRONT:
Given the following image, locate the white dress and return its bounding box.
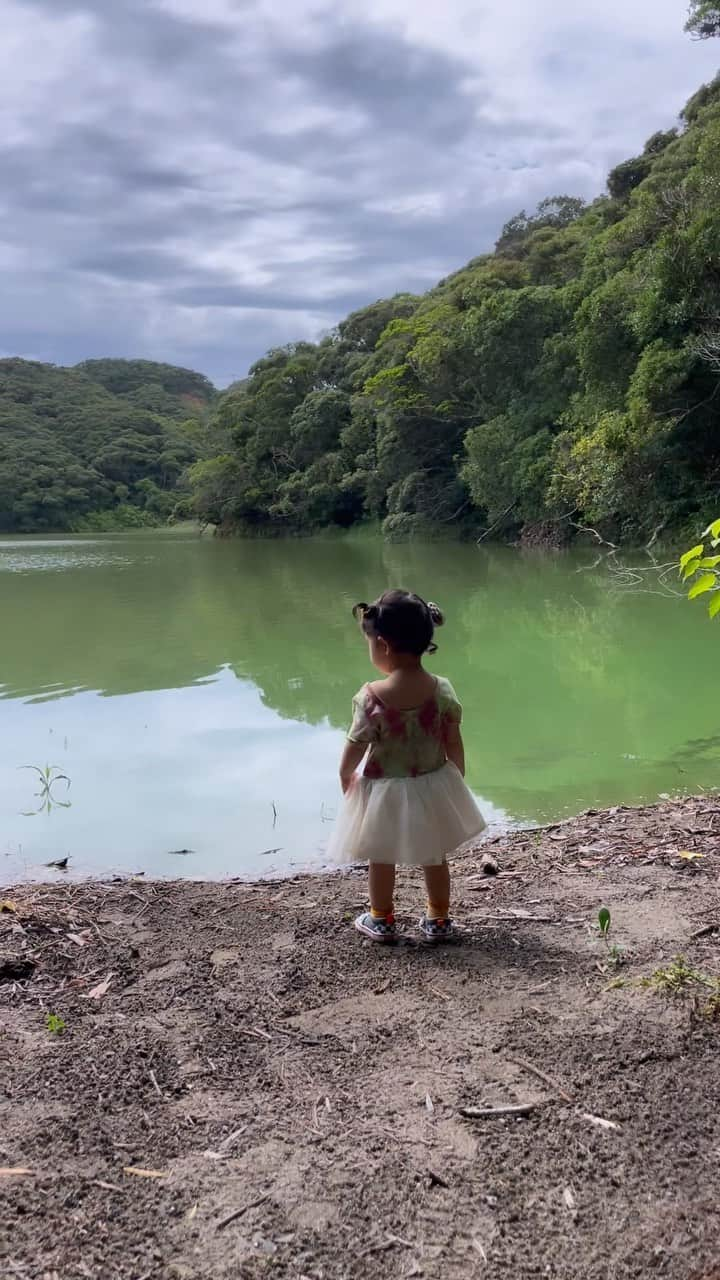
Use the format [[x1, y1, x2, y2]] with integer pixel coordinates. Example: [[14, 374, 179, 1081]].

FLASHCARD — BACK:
[[328, 677, 485, 867]]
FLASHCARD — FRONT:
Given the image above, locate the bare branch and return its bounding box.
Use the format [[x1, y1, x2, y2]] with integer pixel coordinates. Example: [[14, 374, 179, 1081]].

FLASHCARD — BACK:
[[692, 330, 720, 374], [569, 521, 619, 550]]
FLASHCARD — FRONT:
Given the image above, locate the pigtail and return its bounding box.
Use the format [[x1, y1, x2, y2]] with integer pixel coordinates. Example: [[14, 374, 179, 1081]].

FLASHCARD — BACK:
[[352, 591, 441, 654]]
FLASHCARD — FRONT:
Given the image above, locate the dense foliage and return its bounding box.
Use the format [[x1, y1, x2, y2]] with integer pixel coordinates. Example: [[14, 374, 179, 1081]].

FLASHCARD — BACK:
[[0, 359, 215, 532], [686, 1, 720, 38], [191, 71, 720, 545]]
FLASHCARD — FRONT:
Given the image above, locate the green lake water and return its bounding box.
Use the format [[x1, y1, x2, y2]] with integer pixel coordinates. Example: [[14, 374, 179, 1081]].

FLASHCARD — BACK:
[[1, 531, 718, 882]]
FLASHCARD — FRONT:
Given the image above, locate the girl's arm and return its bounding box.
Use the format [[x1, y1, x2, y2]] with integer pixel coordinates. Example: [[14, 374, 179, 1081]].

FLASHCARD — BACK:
[[339, 740, 367, 793], [445, 723, 466, 776]]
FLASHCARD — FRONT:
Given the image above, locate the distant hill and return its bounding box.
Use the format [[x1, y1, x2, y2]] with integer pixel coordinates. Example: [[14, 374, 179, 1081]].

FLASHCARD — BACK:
[[0, 358, 217, 533], [73, 359, 216, 421]]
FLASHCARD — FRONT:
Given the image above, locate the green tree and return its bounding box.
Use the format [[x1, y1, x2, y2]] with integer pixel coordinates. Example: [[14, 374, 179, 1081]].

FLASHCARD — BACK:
[[686, 2, 720, 38]]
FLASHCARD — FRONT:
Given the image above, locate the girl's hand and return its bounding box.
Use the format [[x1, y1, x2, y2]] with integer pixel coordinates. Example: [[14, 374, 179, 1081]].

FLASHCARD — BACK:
[[339, 740, 367, 794]]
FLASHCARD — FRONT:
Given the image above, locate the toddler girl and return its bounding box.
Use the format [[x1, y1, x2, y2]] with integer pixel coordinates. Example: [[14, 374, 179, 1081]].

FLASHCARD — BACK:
[[328, 590, 485, 942]]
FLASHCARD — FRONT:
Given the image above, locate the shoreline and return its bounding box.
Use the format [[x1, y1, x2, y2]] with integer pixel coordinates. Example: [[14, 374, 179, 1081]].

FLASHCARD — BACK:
[[4, 793, 704, 892], [3, 793, 720, 1278]]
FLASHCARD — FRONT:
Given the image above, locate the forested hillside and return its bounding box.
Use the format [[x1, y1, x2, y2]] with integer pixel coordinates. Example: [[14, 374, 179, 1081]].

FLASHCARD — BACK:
[[190, 71, 720, 545], [0, 359, 215, 532]]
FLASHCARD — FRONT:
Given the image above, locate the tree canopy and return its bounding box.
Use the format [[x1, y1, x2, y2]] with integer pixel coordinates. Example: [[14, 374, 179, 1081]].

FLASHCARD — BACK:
[[686, 1, 720, 38], [189, 72, 720, 545], [0, 359, 216, 533]]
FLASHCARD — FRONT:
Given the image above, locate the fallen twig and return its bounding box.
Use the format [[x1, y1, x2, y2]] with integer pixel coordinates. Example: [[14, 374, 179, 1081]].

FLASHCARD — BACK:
[[358, 1235, 415, 1259], [477, 500, 518, 544], [507, 1056, 573, 1103], [236, 1026, 272, 1042], [149, 1070, 163, 1099], [581, 1112, 621, 1131], [690, 923, 719, 939], [217, 1124, 249, 1153], [216, 1193, 270, 1232], [460, 1102, 545, 1119], [473, 914, 557, 924]]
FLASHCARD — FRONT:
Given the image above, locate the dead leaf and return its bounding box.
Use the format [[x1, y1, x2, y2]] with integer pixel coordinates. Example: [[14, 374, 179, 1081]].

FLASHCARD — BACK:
[[0, 1167, 33, 1176], [0, 900, 17, 913], [563, 1186, 576, 1210], [123, 1167, 169, 1179], [425, 1093, 435, 1114], [82, 974, 113, 1000], [582, 1112, 620, 1131], [67, 932, 87, 948], [187, 1202, 199, 1221], [677, 850, 704, 862]]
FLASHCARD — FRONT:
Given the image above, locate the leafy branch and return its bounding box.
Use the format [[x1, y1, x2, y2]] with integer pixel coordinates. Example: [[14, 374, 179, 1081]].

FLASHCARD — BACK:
[[679, 518, 720, 620]]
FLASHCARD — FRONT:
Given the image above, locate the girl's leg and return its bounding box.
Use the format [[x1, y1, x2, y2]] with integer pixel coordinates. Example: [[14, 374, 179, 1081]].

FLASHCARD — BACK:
[[368, 861, 396, 919], [355, 862, 397, 942], [423, 861, 451, 921]]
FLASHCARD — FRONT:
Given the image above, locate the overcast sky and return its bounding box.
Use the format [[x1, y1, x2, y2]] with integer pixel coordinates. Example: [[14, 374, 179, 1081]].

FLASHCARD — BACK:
[[1, 0, 717, 386]]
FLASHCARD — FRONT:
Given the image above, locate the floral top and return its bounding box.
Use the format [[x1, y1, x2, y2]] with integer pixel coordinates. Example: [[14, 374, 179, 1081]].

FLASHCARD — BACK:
[[347, 676, 462, 780]]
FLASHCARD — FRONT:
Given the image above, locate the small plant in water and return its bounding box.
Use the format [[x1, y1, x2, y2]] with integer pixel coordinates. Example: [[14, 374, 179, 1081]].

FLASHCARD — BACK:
[[20, 765, 71, 817], [45, 1013, 66, 1035]]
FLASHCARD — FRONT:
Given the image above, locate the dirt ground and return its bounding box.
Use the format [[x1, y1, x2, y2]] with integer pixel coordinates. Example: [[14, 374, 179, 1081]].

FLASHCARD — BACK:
[[2, 796, 720, 1280]]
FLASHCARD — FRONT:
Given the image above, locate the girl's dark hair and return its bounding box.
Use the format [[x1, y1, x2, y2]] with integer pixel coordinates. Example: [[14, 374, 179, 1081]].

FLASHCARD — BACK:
[[352, 590, 444, 655]]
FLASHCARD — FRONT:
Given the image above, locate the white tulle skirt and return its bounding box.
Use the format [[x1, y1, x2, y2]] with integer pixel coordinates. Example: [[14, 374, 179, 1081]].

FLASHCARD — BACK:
[[327, 762, 486, 867]]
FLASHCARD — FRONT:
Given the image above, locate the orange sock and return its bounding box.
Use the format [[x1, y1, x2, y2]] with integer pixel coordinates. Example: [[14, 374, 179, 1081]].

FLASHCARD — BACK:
[[371, 906, 393, 920], [426, 900, 449, 921]]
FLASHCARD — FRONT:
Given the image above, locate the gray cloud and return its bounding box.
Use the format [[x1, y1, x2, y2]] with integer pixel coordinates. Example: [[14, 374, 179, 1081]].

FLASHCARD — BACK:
[[1, 0, 718, 384]]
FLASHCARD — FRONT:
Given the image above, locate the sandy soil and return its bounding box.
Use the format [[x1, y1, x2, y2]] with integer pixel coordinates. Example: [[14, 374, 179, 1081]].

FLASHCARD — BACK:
[[2, 795, 720, 1280]]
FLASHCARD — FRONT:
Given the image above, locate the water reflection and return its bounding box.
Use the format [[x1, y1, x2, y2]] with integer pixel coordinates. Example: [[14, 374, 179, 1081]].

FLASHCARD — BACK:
[[1, 532, 718, 880]]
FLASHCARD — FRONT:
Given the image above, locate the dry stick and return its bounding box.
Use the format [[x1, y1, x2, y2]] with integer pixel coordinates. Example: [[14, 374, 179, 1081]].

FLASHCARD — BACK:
[[507, 1056, 573, 1104], [216, 1193, 271, 1233], [473, 914, 557, 924], [358, 1235, 414, 1260], [477, 499, 518, 544], [236, 1026, 272, 1042], [460, 1101, 546, 1119], [690, 923, 719, 939], [217, 1124, 249, 1152], [149, 1070, 163, 1099]]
